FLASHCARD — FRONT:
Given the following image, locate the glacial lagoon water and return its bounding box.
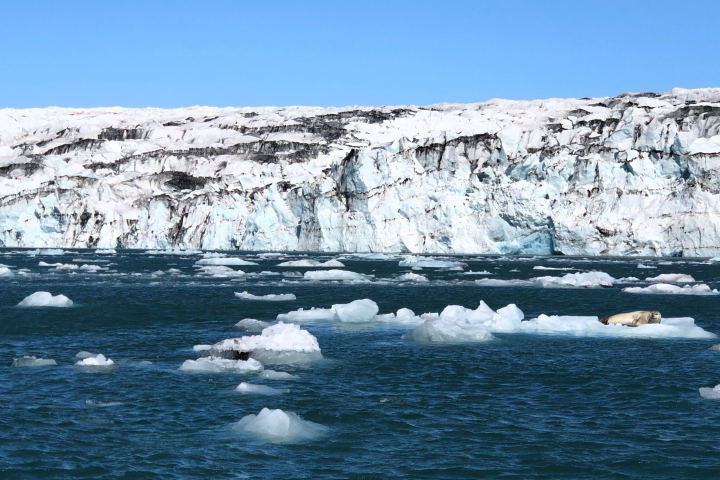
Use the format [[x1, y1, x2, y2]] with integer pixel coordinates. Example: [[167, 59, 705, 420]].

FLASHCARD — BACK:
[[2, 250, 720, 479]]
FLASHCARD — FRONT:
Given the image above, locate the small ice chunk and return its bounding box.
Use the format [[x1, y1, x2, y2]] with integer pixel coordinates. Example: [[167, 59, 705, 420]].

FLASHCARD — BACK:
[[699, 385, 720, 399], [398, 255, 466, 269], [30, 248, 66, 256], [192, 345, 213, 352], [235, 319, 271, 332], [235, 291, 296, 301], [18, 291, 73, 307], [95, 249, 117, 254], [623, 283, 718, 295], [304, 270, 373, 281], [397, 272, 428, 282], [277, 259, 345, 267], [646, 273, 695, 283], [475, 278, 532, 287], [145, 249, 201, 255], [195, 257, 258, 266], [79, 264, 107, 272], [76, 354, 115, 367], [0, 267, 14, 277], [533, 266, 575, 271], [710, 344, 720, 352], [259, 370, 296, 380], [637, 263, 657, 269], [332, 299, 379, 323], [233, 408, 328, 443], [463, 270, 492, 275], [196, 265, 245, 277], [236, 382, 287, 395], [75, 351, 95, 359], [179, 357, 263, 373], [12, 356, 57, 367], [276, 307, 337, 323]]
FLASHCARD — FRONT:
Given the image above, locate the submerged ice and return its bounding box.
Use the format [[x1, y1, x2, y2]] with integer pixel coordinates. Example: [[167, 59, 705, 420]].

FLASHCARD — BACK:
[[233, 408, 328, 443]]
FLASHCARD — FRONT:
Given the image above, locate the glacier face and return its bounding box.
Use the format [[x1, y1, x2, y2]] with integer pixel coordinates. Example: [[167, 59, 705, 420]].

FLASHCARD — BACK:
[[2, 88, 720, 255]]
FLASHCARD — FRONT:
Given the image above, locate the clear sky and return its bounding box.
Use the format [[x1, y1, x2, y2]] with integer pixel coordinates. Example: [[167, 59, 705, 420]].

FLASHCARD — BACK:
[[1, 0, 718, 108]]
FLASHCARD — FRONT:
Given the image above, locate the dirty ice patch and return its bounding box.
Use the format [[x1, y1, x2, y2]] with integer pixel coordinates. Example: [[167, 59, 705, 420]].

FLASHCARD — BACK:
[[623, 283, 719, 295], [304, 270, 373, 282], [236, 382, 287, 395], [17, 291, 73, 307], [277, 259, 345, 267], [646, 273, 696, 283], [235, 291, 296, 301], [398, 255, 466, 269], [179, 357, 263, 373], [12, 356, 57, 367], [233, 408, 328, 443], [699, 385, 720, 399]]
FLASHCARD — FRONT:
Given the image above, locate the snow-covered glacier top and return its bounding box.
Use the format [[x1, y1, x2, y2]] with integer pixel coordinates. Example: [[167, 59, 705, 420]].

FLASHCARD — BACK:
[[2, 87, 720, 255]]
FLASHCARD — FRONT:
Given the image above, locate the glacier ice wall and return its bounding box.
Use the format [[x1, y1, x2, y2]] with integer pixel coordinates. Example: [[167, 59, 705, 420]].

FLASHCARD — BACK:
[[2, 88, 720, 255]]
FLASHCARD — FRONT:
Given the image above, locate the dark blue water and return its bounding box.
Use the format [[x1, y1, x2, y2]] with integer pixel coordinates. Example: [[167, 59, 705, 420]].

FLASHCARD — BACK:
[[2, 251, 720, 479]]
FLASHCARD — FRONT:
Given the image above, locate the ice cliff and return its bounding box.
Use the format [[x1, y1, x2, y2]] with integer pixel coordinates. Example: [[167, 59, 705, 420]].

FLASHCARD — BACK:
[[2, 88, 720, 255]]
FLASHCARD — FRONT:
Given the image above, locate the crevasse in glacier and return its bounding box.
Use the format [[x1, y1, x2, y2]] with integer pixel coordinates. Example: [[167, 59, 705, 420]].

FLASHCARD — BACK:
[[2, 87, 720, 255]]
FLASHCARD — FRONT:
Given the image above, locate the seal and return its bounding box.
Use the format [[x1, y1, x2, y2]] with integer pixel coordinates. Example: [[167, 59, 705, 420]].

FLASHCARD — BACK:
[[599, 311, 661, 327]]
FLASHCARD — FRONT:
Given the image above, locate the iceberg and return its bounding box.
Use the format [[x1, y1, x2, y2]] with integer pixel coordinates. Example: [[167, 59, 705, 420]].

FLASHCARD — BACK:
[[645, 273, 696, 283], [532, 271, 616, 288], [233, 408, 328, 443], [12, 356, 57, 367], [235, 291, 296, 301], [623, 283, 719, 295], [17, 291, 73, 307]]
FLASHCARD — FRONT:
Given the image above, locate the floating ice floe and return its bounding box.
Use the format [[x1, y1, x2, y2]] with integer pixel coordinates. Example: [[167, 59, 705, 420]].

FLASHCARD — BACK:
[[375, 308, 424, 325], [208, 322, 322, 364], [277, 299, 380, 324], [303, 269, 373, 281], [236, 382, 287, 395], [235, 319, 271, 332], [76, 354, 115, 367], [179, 357, 263, 373], [398, 256, 467, 269], [235, 291, 296, 301], [28, 249, 66, 256], [12, 356, 57, 367], [95, 249, 117, 254], [196, 265, 245, 277], [17, 291, 73, 307], [79, 264, 108, 272], [463, 270, 492, 275], [699, 385, 720, 399], [403, 302, 523, 343], [533, 266, 576, 271], [637, 263, 657, 269], [195, 257, 258, 266], [277, 259, 345, 267], [475, 279, 529, 287], [396, 272, 429, 282], [623, 283, 719, 295], [233, 408, 328, 443], [646, 273, 695, 283], [259, 370, 296, 379], [145, 249, 202, 255], [710, 344, 720, 351], [343, 253, 395, 260], [0, 267, 13, 277], [533, 271, 616, 288], [38, 262, 78, 270]]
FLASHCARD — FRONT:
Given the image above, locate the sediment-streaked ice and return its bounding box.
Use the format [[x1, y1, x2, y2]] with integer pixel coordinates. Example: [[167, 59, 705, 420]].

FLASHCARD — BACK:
[[76, 354, 115, 367], [277, 259, 345, 267], [646, 273, 696, 283], [623, 283, 719, 295], [259, 370, 296, 379], [12, 356, 57, 367], [304, 269, 373, 281], [236, 382, 287, 395], [17, 291, 73, 307], [233, 408, 328, 443], [235, 291, 296, 301], [699, 385, 720, 399], [179, 357, 263, 373], [235, 319, 271, 332], [398, 256, 467, 269]]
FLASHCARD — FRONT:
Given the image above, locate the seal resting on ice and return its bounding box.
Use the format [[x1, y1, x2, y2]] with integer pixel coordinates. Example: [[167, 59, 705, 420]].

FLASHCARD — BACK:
[[599, 311, 661, 327]]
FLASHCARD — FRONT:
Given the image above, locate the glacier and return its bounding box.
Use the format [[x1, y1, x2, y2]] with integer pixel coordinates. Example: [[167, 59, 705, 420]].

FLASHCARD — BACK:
[[2, 87, 720, 255]]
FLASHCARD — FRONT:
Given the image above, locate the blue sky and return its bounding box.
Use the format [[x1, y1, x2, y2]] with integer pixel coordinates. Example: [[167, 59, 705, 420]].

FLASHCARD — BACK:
[[1, 0, 718, 108]]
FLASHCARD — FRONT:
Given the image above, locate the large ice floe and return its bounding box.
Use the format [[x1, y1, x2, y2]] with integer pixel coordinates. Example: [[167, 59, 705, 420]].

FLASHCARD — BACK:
[[17, 291, 73, 307], [699, 385, 720, 399], [623, 283, 719, 295], [398, 256, 467, 269], [645, 273, 696, 283], [12, 356, 57, 367], [403, 300, 715, 341], [277, 259, 345, 267], [233, 408, 328, 443], [475, 271, 616, 288], [195, 257, 258, 266], [205, 322, 322, 365], [303, 270, 372, 282], [235, 382, 287, 395], [179, 357, 263, 373], [235, 291, 296, 301], [277, 299, 379, 323]]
